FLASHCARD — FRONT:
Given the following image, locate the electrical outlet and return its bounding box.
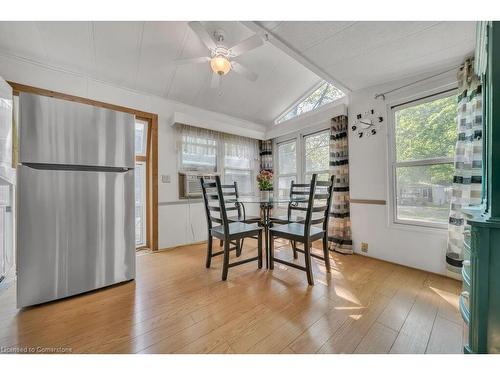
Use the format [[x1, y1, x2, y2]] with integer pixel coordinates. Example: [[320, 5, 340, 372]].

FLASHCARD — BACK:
[[161, 174, 171, 183], [361, 242, 368, 253]]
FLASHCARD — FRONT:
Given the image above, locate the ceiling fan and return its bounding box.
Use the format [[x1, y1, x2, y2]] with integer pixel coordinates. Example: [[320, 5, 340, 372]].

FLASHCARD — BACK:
[[173, 21, 264, 90]]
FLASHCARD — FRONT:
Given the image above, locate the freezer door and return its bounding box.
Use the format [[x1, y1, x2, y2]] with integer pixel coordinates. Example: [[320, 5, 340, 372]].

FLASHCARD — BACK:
[[19, 93, 135, 168], [17, 165, 135, 307]]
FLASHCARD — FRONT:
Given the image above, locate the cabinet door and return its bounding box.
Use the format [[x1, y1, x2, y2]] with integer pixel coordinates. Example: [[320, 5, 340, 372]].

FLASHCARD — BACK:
[[469, 225, 490, 354]]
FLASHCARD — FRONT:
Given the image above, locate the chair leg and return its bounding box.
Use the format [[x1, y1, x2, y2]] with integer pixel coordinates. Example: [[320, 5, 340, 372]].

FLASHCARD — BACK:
[[322, 235, 331, 272], [257, 232, 263, 269], [292, 240, 298, 259], [206, 235, 213, 268], [222, 239, 230, 281], [264, 225, 269, 269], [236, 240, 242, 257], [304, 240, 314, 286], [269, 234, 274, 270]]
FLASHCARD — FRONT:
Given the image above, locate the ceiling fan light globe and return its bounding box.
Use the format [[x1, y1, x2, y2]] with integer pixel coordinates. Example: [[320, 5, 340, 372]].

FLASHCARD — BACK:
[[210, 55, 231, 76]]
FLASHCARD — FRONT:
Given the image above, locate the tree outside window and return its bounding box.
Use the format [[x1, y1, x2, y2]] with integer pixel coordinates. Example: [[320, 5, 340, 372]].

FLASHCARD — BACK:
[[393, 93, 457, 227]]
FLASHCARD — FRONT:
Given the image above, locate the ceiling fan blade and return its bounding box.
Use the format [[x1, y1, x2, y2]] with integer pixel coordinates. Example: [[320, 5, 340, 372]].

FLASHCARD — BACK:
[[188, 21, 217, 51], [231, 62, 258, 82], [210, 72, 221, 89], [173, 56, 210, 66], [229, 34, 263, 57]]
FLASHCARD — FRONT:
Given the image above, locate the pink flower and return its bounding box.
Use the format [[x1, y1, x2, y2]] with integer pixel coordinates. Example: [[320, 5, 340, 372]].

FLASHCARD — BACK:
[[257, 170, 273, 191]]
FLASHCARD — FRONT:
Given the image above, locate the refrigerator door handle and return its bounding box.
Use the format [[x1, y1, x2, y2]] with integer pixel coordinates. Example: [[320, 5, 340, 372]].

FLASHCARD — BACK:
[[22, 163, 133, 173]]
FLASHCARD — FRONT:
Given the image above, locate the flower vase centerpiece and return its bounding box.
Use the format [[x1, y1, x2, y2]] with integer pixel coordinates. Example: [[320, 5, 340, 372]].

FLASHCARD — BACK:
[[257, 170, 273, 201]]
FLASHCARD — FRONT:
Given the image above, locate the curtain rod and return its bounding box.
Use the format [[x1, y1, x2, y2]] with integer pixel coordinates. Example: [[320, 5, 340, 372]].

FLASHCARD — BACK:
[[373, 65, 460, 100]]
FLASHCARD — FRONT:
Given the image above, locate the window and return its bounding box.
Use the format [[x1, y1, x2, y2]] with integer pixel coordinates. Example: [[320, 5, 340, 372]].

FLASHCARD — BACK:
[[224, 137, 257, 195], [180, 127, 217, 172], [177, 124, 259, 196], [391, 92, 457, 228], [275, 81, 345, 124], [276, 140, 297, 204], [135, 161, 146, 247], [135, 120, 148, 155], [304, 130, 330, 182], [275, 129, 331, 202], [135, 119, 149, 248]]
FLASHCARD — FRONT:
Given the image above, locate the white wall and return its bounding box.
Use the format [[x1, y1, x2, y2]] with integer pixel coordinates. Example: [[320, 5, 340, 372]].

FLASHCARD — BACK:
[[0, 53, 266, 249], [348, 68, 458, 275]]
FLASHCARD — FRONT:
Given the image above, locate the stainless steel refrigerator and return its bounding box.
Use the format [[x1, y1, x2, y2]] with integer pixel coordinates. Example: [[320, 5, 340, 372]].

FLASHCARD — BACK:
[[17, 93, 136, 308]]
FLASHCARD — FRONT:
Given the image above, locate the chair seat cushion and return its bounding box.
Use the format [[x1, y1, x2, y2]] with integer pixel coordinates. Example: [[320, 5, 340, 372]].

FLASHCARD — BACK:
[[211, 222, 261, 237], [228, 215, 261, 223], [270, 215, 304, 223], [269, 222, 324, 240]]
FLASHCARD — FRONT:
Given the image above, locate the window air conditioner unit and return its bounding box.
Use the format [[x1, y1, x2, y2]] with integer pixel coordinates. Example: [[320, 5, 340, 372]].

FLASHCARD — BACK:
[[179, 172, 217, 199]]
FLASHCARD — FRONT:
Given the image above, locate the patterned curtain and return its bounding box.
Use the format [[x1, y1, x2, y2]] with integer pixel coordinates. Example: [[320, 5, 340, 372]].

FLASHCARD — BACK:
[[329, 115, 352, 254], [259, 140, 273, 173], [446, 59, 483, 279]]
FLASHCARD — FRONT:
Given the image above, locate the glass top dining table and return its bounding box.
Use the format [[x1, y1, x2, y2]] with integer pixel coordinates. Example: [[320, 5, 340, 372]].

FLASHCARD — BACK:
[[235, 196, 308, 205], [233, 196, 308, 268]]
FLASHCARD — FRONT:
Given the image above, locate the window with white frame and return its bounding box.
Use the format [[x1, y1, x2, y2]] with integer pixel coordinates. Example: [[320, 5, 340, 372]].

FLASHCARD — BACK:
[[179, 127, 217, 172], [391, 91, 457, 228], [276, 140, 297, 204], [275, 81, 345, 124], [304, 130, 330, 182], [177, 124, 258, 195], [223, 136, 258, 195]]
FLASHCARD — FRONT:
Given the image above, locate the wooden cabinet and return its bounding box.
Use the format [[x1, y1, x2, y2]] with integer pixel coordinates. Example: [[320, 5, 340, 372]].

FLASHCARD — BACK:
[[460, 21, 500, 354], [462, 208, 500, 353]]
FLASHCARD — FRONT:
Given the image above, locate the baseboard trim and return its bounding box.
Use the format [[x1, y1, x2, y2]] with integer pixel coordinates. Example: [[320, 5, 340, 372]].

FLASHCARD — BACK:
[[355, 251, 455, 280], [157, 240, 207, 252]]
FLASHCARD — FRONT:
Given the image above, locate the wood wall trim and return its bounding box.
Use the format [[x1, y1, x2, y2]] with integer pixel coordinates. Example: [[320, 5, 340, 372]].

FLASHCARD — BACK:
[[8, 81, 156, 120], [350, 199, 387, 205], [10, 81, 160, 251]]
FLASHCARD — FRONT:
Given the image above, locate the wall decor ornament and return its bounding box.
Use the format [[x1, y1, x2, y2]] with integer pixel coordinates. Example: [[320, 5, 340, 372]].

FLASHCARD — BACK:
[[351, 109, 383, 138]]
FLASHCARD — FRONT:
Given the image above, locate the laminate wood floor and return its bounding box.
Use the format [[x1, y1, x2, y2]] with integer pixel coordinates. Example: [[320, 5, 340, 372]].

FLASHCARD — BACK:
[[0, 240, 463, 354]]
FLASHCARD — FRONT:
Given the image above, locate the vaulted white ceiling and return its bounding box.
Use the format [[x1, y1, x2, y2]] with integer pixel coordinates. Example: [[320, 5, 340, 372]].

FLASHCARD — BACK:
[[0, 21, 321, 125], [256, 21, 476, 92], [0, 21, 476, 126]]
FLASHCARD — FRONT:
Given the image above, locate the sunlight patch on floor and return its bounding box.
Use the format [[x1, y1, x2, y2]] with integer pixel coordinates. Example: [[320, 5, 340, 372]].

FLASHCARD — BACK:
[[429, 286, 459, 308]]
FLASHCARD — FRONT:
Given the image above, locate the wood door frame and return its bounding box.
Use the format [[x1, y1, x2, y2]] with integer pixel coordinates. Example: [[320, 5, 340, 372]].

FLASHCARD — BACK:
[[9, 81, 159, 251]]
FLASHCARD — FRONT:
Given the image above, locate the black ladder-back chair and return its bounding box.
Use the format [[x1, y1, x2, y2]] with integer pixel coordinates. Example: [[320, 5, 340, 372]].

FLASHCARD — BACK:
[[201, 176, 263, 281], [269, 174, 334, 285], [217, 181, 260, 250], [200, 177, 242, 264], [270, 179, 311, 223], [270, 179, 311, 259]]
